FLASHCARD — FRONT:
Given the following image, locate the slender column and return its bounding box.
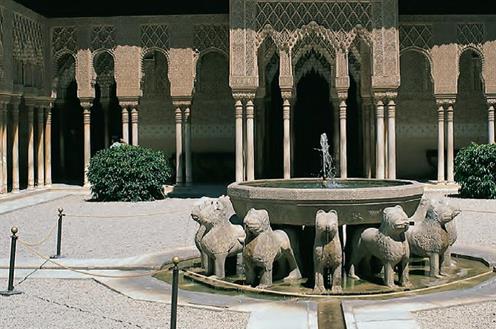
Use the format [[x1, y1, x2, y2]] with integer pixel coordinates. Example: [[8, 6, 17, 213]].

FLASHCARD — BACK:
[[12, 104, 20, 192], [437, 105, 445, 183], [384, 112, 389, 178], [246, 100, 255, 181], [175, 107, 184, 185], [339, 99, 347, 178], [184, 107, 192, 185], [131, 107, 139, 146], [332, 102, 340, 169], [121, 107, 129, 144], [45, 108, 52, 186], [375, 100, 385, 179], [83, 105, 91, 186], [488, 102, 495, 144], [0, 103, 4, 193], [27, 106, 35, 189], [446, 104, 455, 183], [369, 102, 376, 178], [283, 99, 291, 179], [36, 108, 45, 187], [363, 103, 372, 178], [387, 99, 396, 180], [235, 100, 244, 182], [2, 105, 8, 193]]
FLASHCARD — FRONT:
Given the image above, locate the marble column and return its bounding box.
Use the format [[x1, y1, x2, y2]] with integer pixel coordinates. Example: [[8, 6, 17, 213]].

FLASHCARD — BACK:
[[363, 102, 372, 178], [446, 104, 455, 183], [283, 99, 291, 179], [12, 103, 20, 192], [488, 102, 495, 144], [0, 103, 5, 193], [83, 105, 91, 186], [333, 102, 340, 170], [387, 99, 396, 180], [27, 106, 35, 189], [235, 100, 244, 182], [246, 100, 255, 181], [375, 100, 385, 179], [437, 104, 445, 183], [121, 107, 129, 144], [45, 108, 52, 186], [131, 107, 139, 146], [2, 105, 7, 193], [175, 107, 184, 185], [184, 107, 192, 185], [36, 108, 45, 187], [339, 99, 347, 178]]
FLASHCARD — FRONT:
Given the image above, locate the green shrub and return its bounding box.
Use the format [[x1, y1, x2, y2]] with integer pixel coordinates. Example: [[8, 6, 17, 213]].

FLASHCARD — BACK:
[[87, 145, 172, 202], [454, 143, 496, 199]]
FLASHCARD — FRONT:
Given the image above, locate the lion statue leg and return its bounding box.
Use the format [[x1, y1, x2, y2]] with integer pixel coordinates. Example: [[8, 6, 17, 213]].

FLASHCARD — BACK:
[[213, 252, 228, 279], [258, 263, 273, 289], [313, 261, 326, 294], [278, 233, 302, 281], [244, 260, 256, 286], [383, 262, 397, 288], [398, 257, 411, 288], [429, 253, 443, 278], [331, 264, 343, 294]]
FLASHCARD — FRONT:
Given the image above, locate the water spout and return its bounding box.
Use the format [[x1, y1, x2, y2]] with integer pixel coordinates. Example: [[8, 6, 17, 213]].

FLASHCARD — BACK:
[[316, 133, 337, 186]]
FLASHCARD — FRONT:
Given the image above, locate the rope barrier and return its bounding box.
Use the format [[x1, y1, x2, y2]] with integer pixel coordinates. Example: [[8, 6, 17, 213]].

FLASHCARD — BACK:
[[64, 209, 187, 219], [19, 221, 60, 247], [17, 240, 170, 279]]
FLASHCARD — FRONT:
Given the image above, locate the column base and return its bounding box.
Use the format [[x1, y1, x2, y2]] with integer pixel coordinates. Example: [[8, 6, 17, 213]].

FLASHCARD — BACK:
[[0, 289, 22, 296]]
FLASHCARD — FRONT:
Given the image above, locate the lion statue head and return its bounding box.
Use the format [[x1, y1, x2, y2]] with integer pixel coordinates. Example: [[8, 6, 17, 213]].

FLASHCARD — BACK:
[[191, 196, 230, 227], [426, 198, 461, 226], [380, 205, 410, 237], [315, 210, 339, 240], [243, 208, 271, 237]]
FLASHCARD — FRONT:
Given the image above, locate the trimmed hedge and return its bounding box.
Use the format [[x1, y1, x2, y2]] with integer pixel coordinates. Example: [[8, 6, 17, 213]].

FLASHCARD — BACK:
[[454, 143, 496, 199], [87, 145, 172, 202]]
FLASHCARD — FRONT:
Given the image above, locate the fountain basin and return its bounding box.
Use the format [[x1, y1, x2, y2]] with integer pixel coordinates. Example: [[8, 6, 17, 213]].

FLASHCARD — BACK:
[[227, 178, 424, 226]]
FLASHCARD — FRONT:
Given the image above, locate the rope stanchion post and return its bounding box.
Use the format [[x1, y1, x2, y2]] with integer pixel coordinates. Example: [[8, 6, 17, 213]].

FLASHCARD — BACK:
[[170, 256, 180, 329], [51, 208, 65, 259], [0, 227, 22, 296]]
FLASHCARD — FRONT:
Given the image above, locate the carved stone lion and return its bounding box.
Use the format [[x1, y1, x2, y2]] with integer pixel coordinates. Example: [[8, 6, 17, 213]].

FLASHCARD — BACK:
[[313, 210, 342, 294], [348, 205, 411, 288], [407, 198, 461, 278], [190, 196, 245, 278], [243, 209, 302, 289]]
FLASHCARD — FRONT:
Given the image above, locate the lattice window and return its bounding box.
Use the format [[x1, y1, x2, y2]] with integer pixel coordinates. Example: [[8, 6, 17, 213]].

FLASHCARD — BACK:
[[256, 2, 372, 32], [52, 26, 77, 56], [399, 25, 432, 51], [194, 24, 229, 54], [91, 25, 115, 50], [457, 23, 485, 46], [13, 13, 44, 65], [141, 24, 169, 50]]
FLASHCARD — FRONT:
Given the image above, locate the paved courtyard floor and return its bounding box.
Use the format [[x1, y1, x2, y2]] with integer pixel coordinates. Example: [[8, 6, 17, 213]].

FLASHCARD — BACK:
[[0, 187, 494, 328]]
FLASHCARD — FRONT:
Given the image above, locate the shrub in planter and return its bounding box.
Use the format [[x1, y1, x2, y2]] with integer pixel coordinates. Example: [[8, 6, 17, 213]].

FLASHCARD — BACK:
[[454, 143, 496, 199], [87, 145, 172, 201]]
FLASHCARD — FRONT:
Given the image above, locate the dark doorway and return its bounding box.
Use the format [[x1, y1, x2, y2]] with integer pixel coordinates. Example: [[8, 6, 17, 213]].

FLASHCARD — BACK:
[[52, 81, 84, 185], [347, 74, 363, 177], [263, 68, 284, 178], [294, 72, 334, 178]]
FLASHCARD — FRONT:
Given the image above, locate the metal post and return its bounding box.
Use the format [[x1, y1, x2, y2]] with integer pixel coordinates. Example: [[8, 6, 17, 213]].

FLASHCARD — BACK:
[[0, 227, 21, 296], [170, 256, 180, 329], [52, 208, 65, 259]]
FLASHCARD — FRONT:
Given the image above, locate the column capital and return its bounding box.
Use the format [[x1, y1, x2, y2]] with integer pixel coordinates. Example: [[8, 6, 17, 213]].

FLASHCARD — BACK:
[[175, 107, 183, 123], [232, 90, 256, 103], [435, 95, 456, 107], [487, 97, 496, 107], [245, 100, 255, 119], [280, 88, 294, 102], [80, 98, 93, 111], [172, 97, 192, 110], [373, 90, 397, 104], [183, 107, 191, 120], [375, 100, 385, 118], [387, 99, 396, 118]]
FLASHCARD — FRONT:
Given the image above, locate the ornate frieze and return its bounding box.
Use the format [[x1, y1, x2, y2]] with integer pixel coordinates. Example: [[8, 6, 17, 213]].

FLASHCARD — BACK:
[[13, 13, 44, 65], [52, 26, 77, 57], [256, 1, 372, 32], [141, 24, 169, 51], [457, 23, 485, 48], [194, 24, 229, 55], [399, 25, 433, 51], [91, 25, 115, 51]]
